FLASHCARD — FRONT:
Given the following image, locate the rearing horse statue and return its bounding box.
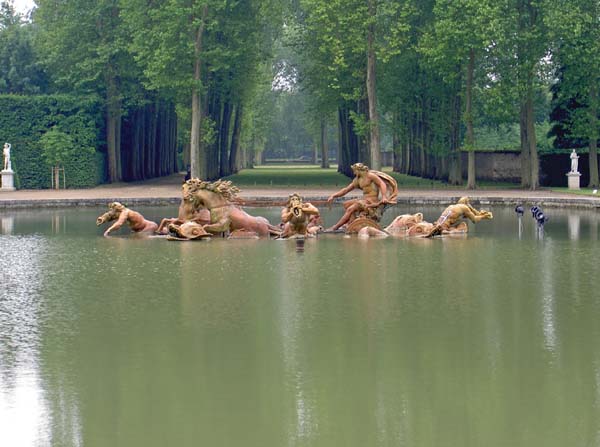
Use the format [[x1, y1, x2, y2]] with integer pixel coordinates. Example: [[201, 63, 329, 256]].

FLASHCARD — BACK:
[[171, 178, 281, 238]]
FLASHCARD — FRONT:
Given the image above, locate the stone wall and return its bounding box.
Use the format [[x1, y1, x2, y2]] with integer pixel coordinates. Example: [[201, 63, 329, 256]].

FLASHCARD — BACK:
[[383, 150, 599, 186], [460, 151, 521, 183]]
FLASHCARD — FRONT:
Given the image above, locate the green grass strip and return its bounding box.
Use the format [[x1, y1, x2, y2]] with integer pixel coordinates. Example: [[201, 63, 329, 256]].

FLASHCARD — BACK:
[[223, 165, 523, 189]]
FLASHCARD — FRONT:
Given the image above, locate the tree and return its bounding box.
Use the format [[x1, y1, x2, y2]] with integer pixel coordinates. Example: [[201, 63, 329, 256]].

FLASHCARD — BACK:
[[546, 0, 600, 187], [35, 0, 140, 183], [294, 0, 413, 173], [492, 0, 549, 189], [40, 126, 94, 189], [422, 0, 499, 189], [122, 0, 280, 180], [0, 1, 48, 94]]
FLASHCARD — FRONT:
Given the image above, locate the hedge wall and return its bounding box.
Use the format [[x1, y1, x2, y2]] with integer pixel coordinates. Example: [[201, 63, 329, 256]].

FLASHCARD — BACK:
[[0, 94, 105, 189]]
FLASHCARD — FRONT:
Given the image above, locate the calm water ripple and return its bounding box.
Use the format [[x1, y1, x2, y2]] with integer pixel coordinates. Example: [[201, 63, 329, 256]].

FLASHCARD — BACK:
[[1, 206, 600, 446]]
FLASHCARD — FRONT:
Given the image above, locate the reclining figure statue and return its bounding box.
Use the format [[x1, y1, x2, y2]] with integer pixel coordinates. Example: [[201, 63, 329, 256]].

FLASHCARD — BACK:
[[96, 202, 158, 237], [424, 197, 493, 238]]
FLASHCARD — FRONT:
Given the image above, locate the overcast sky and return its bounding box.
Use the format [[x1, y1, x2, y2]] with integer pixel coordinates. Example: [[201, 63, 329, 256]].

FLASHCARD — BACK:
[[12, 0, 35, 15]]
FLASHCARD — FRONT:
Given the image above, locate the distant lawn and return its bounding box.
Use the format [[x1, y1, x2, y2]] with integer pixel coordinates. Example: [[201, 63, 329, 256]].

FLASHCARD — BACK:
[[223, 165, 350, 187], [224, 165, 521, 189]]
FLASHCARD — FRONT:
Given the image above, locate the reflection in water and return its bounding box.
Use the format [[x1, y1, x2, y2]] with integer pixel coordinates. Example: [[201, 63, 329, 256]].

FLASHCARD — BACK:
[[0, 237, 52, 446], [277, 241, 316, 444], [1, 216, 14, 234], [540, 241, 557, 356], [51, 214, 67, 235], [568, 214, 580, 240], [595, 360, 600, 445], [2, 207, 600, 446]]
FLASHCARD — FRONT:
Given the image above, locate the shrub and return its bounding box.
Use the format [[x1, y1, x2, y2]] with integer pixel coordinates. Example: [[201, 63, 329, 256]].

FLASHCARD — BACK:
[[0, 94, 105, 188]]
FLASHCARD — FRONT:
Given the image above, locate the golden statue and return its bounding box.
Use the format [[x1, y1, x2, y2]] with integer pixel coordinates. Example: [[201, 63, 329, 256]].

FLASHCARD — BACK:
[[96, 202, 158, 236], [169, 178, 281, 238], [326, 163, 398, 233], [425, 197, 493, 238], [357, 212, 428, 238], [279, 193, 321, 238], [156, 181, 211, 234]]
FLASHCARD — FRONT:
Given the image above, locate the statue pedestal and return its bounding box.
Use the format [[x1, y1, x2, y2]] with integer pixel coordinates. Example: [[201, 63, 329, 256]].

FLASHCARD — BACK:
[[566, 172, 581, 190], [1, 169, 16, 191]]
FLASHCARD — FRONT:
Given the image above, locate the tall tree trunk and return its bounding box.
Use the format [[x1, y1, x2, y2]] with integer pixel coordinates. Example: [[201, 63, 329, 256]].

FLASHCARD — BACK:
[[418, 104, 425, 177], [519, 101, 531, 188], [320, 117, 330, 168], [400, 113, 409, 174], [588, 83, 599, 187], [466, 48, 476, 189], [357, 99, 370, 164], [447, 92, 462, 185], [206, 91, 220, 180], [519, 86, 538, 189], [116, 111, 122, 180], [139, 109, 146, 179], [228, 104, 243, 174], [528, 91, 539, 190], [190, 6, 208, 179], [219, 100, 232, 177], [148, 103, 157, 177], [106, 70, 121, 183], [392, 109, 400, 172], [338, 107, 350, 175], [367, 0, 381, 170]]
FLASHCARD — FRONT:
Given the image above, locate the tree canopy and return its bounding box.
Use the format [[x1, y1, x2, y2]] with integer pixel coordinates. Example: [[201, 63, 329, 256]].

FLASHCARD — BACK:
[[0, 0, 598, 188]]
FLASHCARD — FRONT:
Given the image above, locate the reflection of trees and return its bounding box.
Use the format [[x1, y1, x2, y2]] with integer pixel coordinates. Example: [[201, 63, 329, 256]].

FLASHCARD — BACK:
[[3, 208, 600, 445], [0, 236, 52, 445]]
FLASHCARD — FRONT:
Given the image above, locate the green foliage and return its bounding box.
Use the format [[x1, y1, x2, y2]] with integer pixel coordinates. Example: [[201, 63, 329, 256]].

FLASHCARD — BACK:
[[545, 0, 600, 144], [264, 90, 314, 158], [35, 0, 138, 98], [201, 117, 217, 147], [0, 3, 48, 94], [0, 94, 105, 188], [40, 127, 75, 166], [473, 122, 553, 152]]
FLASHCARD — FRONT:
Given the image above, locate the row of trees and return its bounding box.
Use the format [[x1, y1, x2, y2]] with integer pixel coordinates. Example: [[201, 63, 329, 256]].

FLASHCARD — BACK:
[[1, 0, 599, 188], [1, 0, 282, 183], [286, 0, 599, 188]]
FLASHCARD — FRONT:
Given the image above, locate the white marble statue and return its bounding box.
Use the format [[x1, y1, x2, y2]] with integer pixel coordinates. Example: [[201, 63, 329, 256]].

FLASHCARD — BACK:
[[3, 143, 11, 171], [570, 149, 579, 174]]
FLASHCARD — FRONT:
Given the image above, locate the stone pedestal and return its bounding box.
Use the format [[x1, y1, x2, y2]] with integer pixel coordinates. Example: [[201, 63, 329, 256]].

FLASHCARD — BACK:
[[1, 169, 16, 191], [567, 172, 581, 190]]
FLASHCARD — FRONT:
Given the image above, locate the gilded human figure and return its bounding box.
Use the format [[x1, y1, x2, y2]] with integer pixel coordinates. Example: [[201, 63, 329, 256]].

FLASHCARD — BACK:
[[96, 202, 158, 236], [3, 143, 11, 171], [424, 197, 493, 238], [570, 149, 579, 173], [279, 193, 321, 238], [326, 163, 398, 231]]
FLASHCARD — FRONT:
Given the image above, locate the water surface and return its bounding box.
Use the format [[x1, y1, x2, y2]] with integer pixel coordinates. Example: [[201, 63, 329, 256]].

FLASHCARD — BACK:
[[1, 205, 599, 447]]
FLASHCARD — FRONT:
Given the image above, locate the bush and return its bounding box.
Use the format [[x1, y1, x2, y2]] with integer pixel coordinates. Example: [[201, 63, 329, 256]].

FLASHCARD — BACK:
[[0, 94, 105, 188]]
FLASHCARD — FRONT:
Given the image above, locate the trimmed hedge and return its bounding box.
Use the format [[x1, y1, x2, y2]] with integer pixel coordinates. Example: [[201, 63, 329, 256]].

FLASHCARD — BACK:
[[0, 94, 105, 189]]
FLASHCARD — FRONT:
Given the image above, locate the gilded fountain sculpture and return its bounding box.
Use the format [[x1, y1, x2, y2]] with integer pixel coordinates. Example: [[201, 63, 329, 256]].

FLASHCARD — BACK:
[[95, 172, 493, 241]]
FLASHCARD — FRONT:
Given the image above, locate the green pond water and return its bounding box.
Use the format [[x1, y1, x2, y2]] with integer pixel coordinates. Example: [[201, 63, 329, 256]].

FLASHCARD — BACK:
[[1, 205, 600, 447]]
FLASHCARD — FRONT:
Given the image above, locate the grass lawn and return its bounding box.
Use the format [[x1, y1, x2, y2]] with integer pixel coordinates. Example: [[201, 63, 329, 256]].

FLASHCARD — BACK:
[[223, 165, 522, 189]]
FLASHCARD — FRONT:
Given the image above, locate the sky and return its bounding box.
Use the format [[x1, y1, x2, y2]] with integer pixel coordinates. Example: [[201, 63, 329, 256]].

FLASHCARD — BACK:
[[12, 0, 36, 15]]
